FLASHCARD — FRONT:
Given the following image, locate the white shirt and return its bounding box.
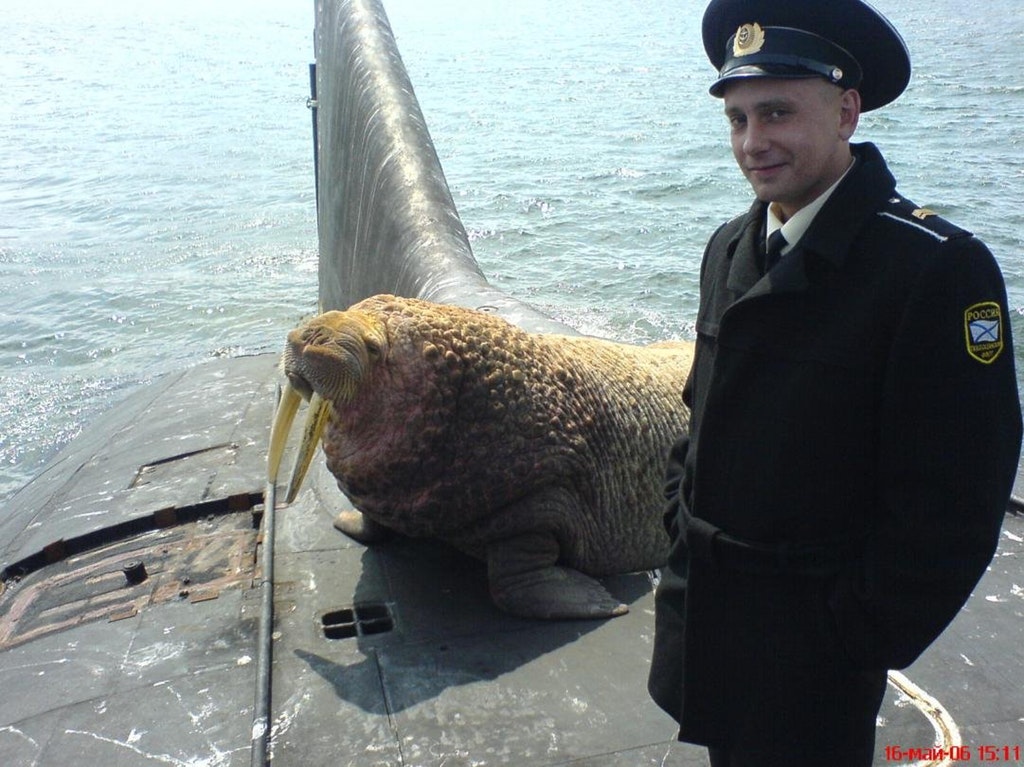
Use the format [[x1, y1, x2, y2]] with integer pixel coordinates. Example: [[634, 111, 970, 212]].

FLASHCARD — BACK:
[[766, 158, 856, 256]]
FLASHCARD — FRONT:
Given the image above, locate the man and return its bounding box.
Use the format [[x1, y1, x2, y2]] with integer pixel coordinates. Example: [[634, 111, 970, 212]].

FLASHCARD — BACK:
[[648, 1, 1023, 765]]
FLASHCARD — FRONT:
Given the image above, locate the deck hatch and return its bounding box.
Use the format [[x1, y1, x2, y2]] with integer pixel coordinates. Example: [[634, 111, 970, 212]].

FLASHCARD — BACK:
[[0, 497, 262, 650], [320, 603, 393, 639]]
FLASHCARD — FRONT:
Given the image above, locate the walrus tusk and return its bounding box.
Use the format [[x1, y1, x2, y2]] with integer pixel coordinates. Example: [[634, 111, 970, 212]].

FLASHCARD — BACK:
[[267, 383, 333, 502], [267, 381, 302, 483], [284, 392, 332, 503]]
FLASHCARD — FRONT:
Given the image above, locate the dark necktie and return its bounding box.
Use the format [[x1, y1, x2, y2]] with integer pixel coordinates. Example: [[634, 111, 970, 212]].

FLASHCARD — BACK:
[[764, 229, 787, 273]]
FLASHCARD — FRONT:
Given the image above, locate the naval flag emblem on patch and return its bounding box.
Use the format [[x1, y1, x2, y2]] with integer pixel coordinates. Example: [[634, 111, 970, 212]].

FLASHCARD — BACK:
[[964, 301, 1004, 364]]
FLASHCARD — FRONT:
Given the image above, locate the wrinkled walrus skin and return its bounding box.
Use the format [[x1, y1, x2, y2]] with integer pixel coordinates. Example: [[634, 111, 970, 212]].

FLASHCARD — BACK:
[[275, 294, 693, 620]]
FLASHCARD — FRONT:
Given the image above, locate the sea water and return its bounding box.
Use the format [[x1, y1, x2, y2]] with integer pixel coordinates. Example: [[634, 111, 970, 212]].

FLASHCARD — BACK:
[[1, 0, 1022, 503]]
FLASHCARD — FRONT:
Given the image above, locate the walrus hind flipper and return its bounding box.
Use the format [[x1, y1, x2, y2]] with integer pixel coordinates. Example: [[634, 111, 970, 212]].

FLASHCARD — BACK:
[[486, 533, 628, 620], [333, 509, 391, 544], [490, 565, 629, 620]]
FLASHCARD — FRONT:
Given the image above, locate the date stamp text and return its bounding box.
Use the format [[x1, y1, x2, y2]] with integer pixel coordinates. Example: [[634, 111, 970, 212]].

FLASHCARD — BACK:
[[885, 745, 1023, 762]]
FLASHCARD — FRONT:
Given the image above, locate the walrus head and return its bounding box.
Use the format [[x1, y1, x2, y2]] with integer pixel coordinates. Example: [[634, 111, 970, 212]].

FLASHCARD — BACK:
[[282, 310, 387, 405], [268, 310, 388, 503]]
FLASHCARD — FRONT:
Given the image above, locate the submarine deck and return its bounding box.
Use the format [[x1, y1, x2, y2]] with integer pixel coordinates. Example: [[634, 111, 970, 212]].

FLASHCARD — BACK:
[[1, 352, 1021, 766]]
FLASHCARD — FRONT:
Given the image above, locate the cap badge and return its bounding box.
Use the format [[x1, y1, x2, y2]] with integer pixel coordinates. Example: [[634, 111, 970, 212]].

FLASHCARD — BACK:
[[733, 23, 766, 57]]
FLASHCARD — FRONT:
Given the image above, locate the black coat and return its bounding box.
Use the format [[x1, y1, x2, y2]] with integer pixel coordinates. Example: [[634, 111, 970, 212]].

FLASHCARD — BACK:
[[649, 143, 1022, 757]]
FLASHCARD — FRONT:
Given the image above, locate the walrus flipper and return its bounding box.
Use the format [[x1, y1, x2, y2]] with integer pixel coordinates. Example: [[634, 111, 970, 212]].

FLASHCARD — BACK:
[[332, 509, 391, 544], [486, 531, 628, 620]]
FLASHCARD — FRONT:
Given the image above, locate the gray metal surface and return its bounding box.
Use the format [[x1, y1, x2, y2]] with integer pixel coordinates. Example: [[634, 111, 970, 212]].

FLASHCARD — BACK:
[[0, 354, 274, 571], [0, 354, 277, 766]]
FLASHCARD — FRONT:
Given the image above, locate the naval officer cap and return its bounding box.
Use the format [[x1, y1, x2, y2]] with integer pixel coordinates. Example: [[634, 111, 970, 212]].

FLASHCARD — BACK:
[[703, 0, 911, 112]]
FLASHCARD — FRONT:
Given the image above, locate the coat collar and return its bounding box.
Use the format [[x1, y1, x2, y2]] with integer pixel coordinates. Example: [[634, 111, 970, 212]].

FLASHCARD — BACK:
[[723, 142, 897, 298]]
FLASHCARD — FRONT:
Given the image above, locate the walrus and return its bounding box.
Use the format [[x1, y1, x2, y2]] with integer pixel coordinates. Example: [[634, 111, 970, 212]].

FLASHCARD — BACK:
[[268, 294, 693, 620]]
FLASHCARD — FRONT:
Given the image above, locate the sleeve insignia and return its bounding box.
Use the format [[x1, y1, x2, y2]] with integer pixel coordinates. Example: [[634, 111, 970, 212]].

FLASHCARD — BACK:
[[964, 301, 1004, 364], [911, 208, 938, 220]]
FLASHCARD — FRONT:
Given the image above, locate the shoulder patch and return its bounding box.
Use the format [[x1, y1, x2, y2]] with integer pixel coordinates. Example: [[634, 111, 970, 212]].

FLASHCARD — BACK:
[[964, 301, 1004, 364], [878, 197, 972, 242]]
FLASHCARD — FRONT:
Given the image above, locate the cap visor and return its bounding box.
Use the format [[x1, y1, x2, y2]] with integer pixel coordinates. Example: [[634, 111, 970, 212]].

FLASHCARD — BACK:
[[709, 65, 824, 97]]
